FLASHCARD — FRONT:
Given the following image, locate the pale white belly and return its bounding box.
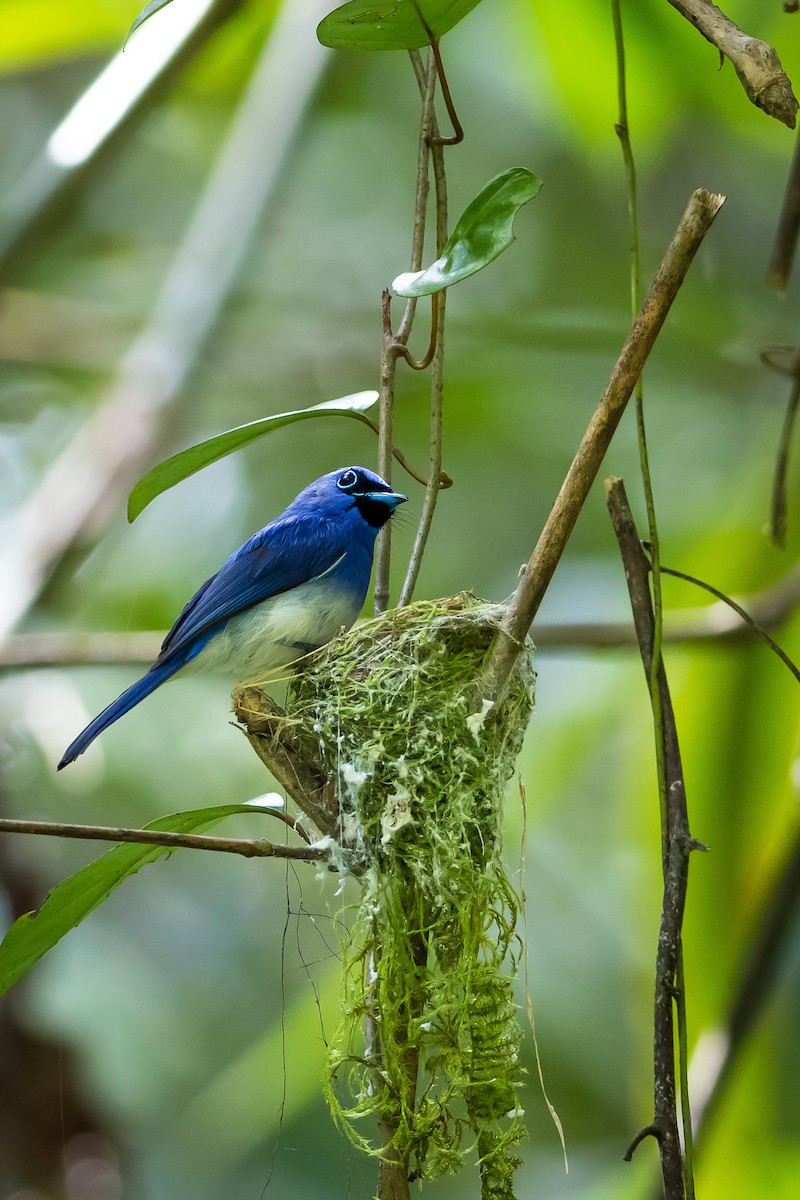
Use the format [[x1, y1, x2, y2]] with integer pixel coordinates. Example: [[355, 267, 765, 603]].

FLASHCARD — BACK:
[[180, 579, 361, 683]]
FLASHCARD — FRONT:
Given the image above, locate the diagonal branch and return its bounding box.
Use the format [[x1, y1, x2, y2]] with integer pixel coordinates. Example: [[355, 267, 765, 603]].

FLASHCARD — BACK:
[[478, 188, 725, 703], [6, 558, 800, 670], [0, 818, 326, 862], [666, 0, 798, 127]]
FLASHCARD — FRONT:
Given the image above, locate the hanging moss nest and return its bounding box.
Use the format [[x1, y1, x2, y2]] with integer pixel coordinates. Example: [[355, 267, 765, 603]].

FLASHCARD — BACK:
[[286, 593, 536, 1197]]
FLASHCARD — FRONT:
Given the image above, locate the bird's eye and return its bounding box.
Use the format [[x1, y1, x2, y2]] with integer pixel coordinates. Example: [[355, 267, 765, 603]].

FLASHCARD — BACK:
[[337, 468, 359, 492]]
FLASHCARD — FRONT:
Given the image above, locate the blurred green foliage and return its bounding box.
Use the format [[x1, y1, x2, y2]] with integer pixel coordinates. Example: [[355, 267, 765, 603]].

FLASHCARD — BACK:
[[1, 1, 800, 1198]]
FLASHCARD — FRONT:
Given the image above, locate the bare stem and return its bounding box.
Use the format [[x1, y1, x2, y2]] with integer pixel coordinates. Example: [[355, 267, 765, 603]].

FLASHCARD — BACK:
[[398, 72, 450, 607], [477, 187, 725, 703], [0, 818, 326, 861], [614, 10, 694, 1191], [613, 0, 668, 843], [7, 559, 800, 670], [374, 50, 437, 614], [606, 477, 698, 1200], [399, 290, 445, 607]]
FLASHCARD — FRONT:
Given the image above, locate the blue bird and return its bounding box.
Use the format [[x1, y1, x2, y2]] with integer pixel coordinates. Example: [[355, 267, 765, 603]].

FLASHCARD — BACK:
[[58, 466, 407, 769]]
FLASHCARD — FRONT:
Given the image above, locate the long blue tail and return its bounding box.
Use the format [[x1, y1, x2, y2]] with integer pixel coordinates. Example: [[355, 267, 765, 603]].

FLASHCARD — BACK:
[[57, 658, 181, 769]]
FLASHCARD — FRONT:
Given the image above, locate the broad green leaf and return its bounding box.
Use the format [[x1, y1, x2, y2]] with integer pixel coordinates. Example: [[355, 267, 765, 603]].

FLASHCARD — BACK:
[[127, 0, 176, 43], [0, 804, 280, 998], [392, 168, 542, 297], [317, 0, 483, 51], [127, 391, 379, 521]]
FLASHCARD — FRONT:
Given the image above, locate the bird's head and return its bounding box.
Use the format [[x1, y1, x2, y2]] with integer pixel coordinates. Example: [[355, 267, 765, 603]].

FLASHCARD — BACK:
[[297, 466, 408, 530]]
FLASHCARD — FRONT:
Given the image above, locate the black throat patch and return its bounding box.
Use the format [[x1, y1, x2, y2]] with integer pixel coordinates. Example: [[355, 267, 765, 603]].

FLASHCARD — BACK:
[[355, 496, 394, 528]]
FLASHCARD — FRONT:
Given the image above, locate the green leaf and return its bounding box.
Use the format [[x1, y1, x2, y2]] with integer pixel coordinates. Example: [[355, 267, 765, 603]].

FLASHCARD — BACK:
[[127, 0, 176, 44], [392, 168, 542, 297], [0, 804, 279, 997], [317, 0, 483, 51], [127, 391, 379, 521]]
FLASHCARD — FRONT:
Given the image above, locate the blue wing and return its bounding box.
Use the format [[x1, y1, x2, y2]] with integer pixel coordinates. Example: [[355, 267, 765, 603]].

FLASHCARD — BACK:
[[156, 512, 347, 663], [56, 513, 347, 769]]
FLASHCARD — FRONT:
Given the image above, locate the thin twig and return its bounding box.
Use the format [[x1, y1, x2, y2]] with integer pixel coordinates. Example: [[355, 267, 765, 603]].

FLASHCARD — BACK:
[[359, 412, 452, 486], [478, 188, 725, 703], [394, 295, 439, 370], [613, 0, 669, 854], [659, 564, 800, 683], [613, 9, 695, 1191], [0, 818, 326, 861], [398, 290, 445, 607], [398, 79, 449, 607], [374, 50, 437, 614], [376, 48, 453, 1197], [6, 560, 800, 670], [666, 0, 798, 127], [606, 477, 700, 1200], [428, 38, 464, 145]]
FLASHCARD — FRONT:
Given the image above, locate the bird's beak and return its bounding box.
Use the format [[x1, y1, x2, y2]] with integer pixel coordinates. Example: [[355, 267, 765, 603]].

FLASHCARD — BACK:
[[369, 491, 407, 508]]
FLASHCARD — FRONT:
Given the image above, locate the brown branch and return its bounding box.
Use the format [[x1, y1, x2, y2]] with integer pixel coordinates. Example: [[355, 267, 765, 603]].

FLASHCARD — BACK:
[[398, 60, 450, 609], [0, 818, 326, 861], [6, 559, 800, 670], [374, 50, 437, 615], [667, 0, 798, 127], [478, 188, 725, 703], [606, 477, 702, 1200]]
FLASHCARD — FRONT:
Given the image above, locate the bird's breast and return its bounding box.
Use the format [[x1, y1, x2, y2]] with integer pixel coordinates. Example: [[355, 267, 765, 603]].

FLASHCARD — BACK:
[[183, 576, 364, 683]]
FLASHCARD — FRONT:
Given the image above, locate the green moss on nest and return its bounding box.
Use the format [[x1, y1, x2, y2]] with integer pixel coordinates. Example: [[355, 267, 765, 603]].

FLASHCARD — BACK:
[[288, 594, 535, 1197]]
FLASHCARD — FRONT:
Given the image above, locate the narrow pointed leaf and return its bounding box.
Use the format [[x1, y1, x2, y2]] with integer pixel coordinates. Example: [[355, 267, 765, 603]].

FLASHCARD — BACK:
[[317, 0, 483, 51], [0, 805, 279, 997], [127, 0, 176, 44], [127, 391, 379, 522], [393, 168, 542, 297]]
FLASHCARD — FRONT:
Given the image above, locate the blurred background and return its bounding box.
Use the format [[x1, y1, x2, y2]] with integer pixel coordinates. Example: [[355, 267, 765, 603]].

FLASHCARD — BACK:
[[1, 0, 800, 1197]]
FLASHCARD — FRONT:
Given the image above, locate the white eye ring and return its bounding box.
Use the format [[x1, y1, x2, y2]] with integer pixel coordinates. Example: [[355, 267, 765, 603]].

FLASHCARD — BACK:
[[337, 469, 359, 492]]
